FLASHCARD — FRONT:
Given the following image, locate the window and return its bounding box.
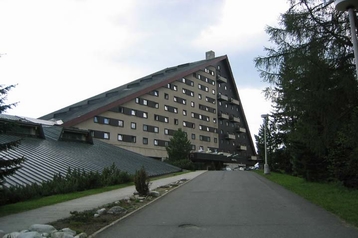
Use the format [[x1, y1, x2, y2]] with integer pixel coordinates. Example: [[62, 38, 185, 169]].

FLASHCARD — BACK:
[[143, 137, 148, 144], [165, 93, 169, 100], [104, 118, 109, 124], [143, 112, 148, 118], [135, 98, 140, 103], [143, 99, 148, 105], [213, 118, 216, 123], [118, 134, 136, 143], [117, 120, 123, 127], [212, 89, 215, 95], [131, 110, 136, 116], [94, 116, 98, 123], [191, 101, 195, 107], [164, 129, 169, 135], [191, 134, 195, 140], [154, 139, 158, 146], [143, 125, 148, 131], [154, 127, 159, 133], [183, 110, 187, 116], [198, 94, 202, 100], [214, 138, 217, 143], [131, 122, 136, 129], [104, 133, 109, 139], [174, 119, 179, 125]]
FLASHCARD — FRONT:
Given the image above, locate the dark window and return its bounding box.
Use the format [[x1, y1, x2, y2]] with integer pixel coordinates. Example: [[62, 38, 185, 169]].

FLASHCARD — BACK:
[[143, 124, 159, 133], [91, 130, 110, 140], [154, 139, 169, 147], [118, 134, 136, 143], [154, 114, 169, 123]]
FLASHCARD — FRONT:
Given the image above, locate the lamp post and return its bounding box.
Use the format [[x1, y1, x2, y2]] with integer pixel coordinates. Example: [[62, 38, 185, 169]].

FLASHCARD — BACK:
[[261, 114, 270, 175], [335, 0, 358, 79]]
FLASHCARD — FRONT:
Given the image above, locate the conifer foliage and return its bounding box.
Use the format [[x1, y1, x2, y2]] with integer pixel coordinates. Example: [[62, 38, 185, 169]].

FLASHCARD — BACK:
[[255, 0, 358, 186], [165, 128, 194, 170], [0, 84, 24, 187]]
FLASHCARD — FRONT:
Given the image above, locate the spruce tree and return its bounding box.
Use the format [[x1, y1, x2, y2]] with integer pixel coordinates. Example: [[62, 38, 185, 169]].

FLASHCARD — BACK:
[[0, 84, 24, 187]]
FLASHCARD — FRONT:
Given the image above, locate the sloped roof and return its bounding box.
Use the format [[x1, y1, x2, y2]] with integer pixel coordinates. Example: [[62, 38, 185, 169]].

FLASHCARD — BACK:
[[0, 115, 181, 188], [40, 56, 227, 126]]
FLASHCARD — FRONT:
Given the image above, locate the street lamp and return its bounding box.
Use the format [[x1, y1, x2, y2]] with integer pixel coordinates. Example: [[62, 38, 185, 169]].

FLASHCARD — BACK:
[[261, 114, 270, 175], [335, 0, 358, 79]]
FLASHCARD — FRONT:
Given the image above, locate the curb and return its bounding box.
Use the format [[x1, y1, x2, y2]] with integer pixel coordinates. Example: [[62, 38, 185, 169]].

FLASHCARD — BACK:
[[89, 171, 206, 237]]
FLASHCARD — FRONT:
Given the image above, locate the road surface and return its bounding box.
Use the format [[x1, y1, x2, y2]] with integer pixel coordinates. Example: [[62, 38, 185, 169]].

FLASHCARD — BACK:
[[95, 171, 358, 238]]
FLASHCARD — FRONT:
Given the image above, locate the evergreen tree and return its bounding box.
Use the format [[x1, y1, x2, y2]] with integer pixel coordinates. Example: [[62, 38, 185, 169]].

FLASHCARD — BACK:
[[165, 128, 194, 170], [166, 128, 192, 161], [0, 84, 24, 187], [255, 0, 358, 182]]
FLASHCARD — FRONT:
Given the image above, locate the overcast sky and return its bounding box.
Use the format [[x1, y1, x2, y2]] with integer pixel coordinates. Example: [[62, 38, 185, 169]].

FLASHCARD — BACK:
[[0, 0, 288, 144]]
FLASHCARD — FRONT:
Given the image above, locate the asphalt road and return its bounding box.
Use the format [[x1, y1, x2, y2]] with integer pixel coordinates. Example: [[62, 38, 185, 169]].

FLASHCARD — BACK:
[[95, 171, 358, 238]]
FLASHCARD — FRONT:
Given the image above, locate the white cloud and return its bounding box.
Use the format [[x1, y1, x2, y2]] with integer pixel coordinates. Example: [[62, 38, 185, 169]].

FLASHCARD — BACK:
[[192, 0, 288, 53], [0, 0, 281, 140], [239, 87, 272, 143]]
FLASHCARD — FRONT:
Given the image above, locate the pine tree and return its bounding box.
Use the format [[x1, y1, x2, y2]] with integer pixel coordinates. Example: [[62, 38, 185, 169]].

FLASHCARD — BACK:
[[165, 128, 194, 170], [0, 84, 24, 187], [254, 0, 358, 182]]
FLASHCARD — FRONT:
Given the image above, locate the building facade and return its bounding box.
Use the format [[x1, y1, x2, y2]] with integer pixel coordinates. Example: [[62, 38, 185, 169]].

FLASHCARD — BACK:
[[41, 51, 257, 164]]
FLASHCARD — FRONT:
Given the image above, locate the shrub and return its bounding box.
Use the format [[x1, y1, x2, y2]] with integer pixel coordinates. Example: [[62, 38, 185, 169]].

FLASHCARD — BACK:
[[0, 164, 134, 206], [134, 167, 150, 196]]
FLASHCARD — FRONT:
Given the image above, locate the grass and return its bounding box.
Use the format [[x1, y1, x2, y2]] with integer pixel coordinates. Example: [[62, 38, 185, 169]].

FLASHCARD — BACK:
[[255, 170, 358, 227], [0, 171, 189, 217]]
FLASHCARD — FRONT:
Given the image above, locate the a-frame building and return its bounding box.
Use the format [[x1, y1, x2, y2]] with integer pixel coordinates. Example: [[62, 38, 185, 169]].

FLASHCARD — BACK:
[[40, 51, 258, 167]]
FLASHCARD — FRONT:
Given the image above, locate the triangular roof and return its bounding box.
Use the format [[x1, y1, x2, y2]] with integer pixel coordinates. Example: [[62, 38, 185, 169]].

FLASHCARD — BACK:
[[40, 54, 256, 155], [0, 115, 181, 187], [40, 56, 227, 126]]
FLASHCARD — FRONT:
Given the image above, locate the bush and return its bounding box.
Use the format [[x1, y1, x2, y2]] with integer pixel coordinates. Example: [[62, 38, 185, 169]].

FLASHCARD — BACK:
[[134, 167, 150, 196], [0, 163, 134, 205]]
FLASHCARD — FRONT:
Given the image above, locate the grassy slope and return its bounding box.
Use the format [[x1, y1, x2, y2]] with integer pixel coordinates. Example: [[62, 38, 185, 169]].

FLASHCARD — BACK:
[[255, 170, 358, 227]]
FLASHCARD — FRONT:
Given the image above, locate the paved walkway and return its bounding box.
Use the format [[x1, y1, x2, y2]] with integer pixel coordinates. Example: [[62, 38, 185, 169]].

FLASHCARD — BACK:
[[0, 170, 207, 233]]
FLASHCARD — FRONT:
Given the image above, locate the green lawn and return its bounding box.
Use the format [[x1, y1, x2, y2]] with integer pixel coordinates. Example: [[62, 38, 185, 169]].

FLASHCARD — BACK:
[[0, 171, 189, 217], [255, 170, 358, 227]]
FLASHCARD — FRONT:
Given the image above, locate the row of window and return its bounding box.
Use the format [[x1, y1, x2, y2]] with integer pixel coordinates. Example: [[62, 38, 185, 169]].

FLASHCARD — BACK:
[[109, 106, 148, 119], [194, 73, 216, 86], [91, 130, 216, 146]]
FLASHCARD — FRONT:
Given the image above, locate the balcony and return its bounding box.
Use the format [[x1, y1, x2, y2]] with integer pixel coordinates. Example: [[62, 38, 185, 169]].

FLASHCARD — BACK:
[[217, 75, 228, 83], [236, 145, 247, 151], [218, 112, 229, 120], [217, 94, 229, 101], [235, 126, 246, 133], [229, 115, 240, 123], [225, 133, 236, 140], [229, 98, 240, 106]]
